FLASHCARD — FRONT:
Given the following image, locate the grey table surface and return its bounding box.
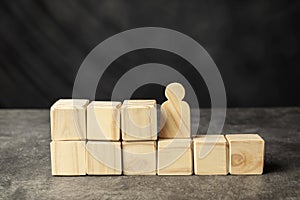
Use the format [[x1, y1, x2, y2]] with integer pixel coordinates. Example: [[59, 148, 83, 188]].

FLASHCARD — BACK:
[[0, 108, 299, 199]]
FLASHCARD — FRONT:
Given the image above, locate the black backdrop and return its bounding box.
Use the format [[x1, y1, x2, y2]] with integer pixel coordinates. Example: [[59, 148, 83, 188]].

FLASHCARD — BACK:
[[0, 0, 299, 108]]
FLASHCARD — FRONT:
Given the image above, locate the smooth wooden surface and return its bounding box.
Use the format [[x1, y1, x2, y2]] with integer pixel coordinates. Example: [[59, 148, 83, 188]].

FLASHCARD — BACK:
[[50, 99, 89, 140], [121, 100, 157, 141], [226, 134, 265, 175], [86, 141, 122, 175], [1, 108, 299, 199], [160, 83, 190, 138], [122, 141, 156, 175], [87, 101, 121, 140], [50, 141, 86, 176], [193, 135, 228, 175], [158, 139, 193, 175]]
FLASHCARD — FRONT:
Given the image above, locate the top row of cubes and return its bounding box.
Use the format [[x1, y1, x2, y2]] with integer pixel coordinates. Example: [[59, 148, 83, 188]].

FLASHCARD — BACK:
[[50, 99, 158, 141]]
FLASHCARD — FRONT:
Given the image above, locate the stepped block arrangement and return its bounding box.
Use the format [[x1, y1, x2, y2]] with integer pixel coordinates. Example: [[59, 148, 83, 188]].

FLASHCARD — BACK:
[[193, 135, 228, 175], [49, 83, 265, 176]]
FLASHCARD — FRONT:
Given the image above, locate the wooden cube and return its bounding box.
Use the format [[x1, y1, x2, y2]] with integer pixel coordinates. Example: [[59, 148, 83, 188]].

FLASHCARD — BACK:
[[87, 101, 121, 140], [193, 135, 228, 175], [50, 141, 86, 175], [50, 99, 89, 140], [122, 141, 156, 175], [158, 139, 192, 175], [86, 141, 122, 175], [225, 134, 265, 175], [121, 100, 157, 141]]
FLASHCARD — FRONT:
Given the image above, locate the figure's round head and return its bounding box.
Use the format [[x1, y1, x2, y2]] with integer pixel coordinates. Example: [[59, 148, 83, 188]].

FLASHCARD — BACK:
[[165, 82, 185, 101]]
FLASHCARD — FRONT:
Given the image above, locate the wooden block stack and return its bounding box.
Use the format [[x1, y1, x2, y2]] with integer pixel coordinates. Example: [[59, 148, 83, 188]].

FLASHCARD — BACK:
[[50, 99, 89, 175], [49, 83, 265, 176], [121, 100, 157, 175], [86, 101, 122, 175], [158, 83, 193, 175]]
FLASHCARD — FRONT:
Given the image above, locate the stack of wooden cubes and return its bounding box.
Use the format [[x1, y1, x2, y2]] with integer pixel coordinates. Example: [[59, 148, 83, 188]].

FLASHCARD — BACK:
[[121, 100, 157, 175], [86, 101, 122, 175], [50, 99, 265, 176], [50, 99, 89, 175]]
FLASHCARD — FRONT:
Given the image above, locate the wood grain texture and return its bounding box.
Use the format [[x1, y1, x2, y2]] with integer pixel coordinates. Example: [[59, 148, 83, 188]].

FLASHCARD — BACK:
[[86, 141, 122, 175], [50, 99, 89, 141], [193, 135, 228, 175], [225, 134, 265, 175], [122, 141, 156, 175], [87, 101, 121, 140], [160, 83, 190, 138], [50, 141, 86, 176], [121, 100, 157, 141], [157, 139, 193, 175]]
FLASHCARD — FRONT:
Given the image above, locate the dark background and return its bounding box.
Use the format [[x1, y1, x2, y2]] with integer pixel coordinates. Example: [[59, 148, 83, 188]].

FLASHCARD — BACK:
[[0, 0, 299, 108]]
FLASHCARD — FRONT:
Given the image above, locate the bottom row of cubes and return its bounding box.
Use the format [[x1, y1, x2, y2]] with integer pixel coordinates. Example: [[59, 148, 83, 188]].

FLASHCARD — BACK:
[[50, 134, 265, 176]]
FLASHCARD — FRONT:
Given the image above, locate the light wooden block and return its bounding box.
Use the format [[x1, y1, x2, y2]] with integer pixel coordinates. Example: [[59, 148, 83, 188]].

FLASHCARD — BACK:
[[158, 139, 192, 175], [87, 101, 121, 140], [122, 141, 156, 175], [121, 100, 157, 141], [50, 141, 86, 175], [193, 135, 228, 175], [50, 99, 89, 140], [160, 83, 190, 138], [86, 141, 122, 175], [225, 134, 265, 175]]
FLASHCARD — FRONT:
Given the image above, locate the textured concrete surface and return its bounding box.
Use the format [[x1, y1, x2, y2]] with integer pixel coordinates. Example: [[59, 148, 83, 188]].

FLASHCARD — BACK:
[[0, 108, 299, 199]]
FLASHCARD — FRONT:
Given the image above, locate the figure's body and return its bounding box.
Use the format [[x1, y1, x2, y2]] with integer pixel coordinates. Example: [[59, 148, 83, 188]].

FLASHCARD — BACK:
[[160, 83, 190, 138]]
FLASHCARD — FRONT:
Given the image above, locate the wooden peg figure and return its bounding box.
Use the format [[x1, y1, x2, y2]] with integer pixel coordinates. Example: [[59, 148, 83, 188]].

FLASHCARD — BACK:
[[160, 82, 191, 138]]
